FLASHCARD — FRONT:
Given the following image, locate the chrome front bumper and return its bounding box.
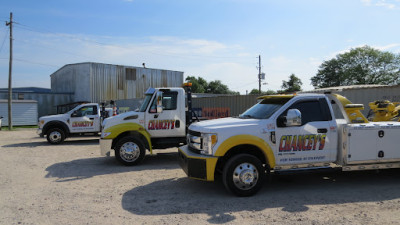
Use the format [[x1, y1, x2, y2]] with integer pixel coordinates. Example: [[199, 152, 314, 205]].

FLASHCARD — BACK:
[[100, 138, 113, 156]]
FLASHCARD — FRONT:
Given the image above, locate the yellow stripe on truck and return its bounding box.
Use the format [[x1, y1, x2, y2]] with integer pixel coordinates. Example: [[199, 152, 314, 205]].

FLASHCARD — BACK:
[[215, 135, 276, 168], [103, 122, 152, 151]]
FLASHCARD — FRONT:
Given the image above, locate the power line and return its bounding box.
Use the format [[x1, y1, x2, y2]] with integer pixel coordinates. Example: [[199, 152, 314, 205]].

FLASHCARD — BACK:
[[231, 80, 259, 90], [13, 58, 59, 67], [0, 57, 59, 67], [0, 27, 8, 53], [14, 22, 110, 46], [13, 38, 90, 59], [13, 22, 256, 62]]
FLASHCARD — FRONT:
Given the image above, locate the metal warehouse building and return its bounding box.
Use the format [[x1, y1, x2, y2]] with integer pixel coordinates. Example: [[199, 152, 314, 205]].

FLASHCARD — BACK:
[[51, 62, 184, 103]]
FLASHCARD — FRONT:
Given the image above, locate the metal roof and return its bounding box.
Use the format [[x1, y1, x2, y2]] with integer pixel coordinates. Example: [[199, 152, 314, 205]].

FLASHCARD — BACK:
[[303, 84, 391, 93], [50, 62, 184, 77], [0, 99, 38, 103], [0, 87, 51, 93]]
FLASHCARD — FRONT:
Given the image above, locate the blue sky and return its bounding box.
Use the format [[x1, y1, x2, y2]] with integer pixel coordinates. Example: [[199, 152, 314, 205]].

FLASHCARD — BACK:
[[1, 0, 400, 94]]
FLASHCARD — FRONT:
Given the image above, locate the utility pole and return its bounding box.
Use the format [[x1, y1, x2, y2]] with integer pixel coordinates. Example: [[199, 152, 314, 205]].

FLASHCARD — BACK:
[[258, 55, 261, 93], [6, 12, 13, 130]]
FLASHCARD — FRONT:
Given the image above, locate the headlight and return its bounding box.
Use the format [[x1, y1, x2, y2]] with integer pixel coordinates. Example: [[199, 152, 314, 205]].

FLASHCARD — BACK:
[[101, 132, 111, 138], [201, 133, 218, 155]]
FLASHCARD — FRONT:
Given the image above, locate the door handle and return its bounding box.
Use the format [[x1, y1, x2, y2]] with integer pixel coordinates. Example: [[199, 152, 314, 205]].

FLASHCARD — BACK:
[[154, 114, 159, 118], [89, 118, 94, 120], [317, 128, 327, 133]]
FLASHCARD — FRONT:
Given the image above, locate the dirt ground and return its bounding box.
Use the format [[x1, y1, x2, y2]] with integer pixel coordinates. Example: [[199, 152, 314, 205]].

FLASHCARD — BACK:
[[1, 129, 400, 225]]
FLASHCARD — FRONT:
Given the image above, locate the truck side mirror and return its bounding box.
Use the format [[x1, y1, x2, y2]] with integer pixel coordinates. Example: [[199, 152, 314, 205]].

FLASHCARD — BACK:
[[71, 112, 79, 117], [285, 109, 302, 126], [156, 91, 163, 113]]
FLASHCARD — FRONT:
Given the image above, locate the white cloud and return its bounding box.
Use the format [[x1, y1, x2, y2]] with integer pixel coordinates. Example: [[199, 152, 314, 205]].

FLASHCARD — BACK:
[[361, 0, 372, 5], [373, 43, 400, 51], [361, 0, 400, 9], [325, 43, 400, 60]]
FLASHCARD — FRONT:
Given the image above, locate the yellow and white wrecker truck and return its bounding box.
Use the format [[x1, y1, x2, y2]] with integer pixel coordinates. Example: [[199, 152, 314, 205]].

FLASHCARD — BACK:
[[100, 83, 198, 166], [178, 93, 400, 196]]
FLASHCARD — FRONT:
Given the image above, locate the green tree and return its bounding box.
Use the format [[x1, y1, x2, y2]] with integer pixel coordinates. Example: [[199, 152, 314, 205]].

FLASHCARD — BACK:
[[249, 89, 276, 95], [185, 76, 239, 95], [280, 74, 302, 93], [311, 46, 400, 88], [185, 76, 208, 93], [207, 80, 239, 94]]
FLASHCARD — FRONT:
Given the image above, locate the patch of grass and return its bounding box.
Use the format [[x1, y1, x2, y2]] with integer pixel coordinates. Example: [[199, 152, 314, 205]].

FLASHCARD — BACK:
[[1, 125, 38, 130]]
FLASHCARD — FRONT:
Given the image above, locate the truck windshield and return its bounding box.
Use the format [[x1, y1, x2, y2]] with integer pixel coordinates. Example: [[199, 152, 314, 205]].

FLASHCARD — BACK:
[[139, 94, 153, 112], [239, 98, 291, 119]]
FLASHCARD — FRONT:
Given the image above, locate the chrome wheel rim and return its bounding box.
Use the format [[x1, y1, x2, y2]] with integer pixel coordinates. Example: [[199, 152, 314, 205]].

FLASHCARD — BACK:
[[232, 162, 259, 190], [49, 131, 62, 143], [120, 142, 140, 162]]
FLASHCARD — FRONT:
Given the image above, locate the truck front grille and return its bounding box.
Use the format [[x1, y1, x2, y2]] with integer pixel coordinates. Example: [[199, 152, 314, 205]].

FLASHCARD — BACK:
[[187, 129, 203, 153]]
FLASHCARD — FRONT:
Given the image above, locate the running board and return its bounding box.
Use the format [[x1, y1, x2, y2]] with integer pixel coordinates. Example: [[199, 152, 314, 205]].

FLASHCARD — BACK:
[[342, 163, 400, 171], [274, 166, 339, 175]]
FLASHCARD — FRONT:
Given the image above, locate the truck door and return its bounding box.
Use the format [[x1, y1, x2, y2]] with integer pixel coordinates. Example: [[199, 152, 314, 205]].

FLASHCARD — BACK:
[[145, 90, 186, 138], [69, 105, 101, 133], [275, 97, 337, 165]]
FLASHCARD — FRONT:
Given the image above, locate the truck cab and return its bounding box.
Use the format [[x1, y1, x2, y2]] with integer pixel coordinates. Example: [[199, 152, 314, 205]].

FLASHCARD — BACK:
[[143, 87, 187, 139], [178, 93, 400, 196], [38, 103, 105, 144], [100, 85, 192, 166]]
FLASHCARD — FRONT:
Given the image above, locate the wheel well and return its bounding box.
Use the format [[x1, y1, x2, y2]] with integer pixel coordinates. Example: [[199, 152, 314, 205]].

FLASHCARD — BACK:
[[215, 144, 269, 174], [43, 121, 69, 136], [111, 131, 150, 150]]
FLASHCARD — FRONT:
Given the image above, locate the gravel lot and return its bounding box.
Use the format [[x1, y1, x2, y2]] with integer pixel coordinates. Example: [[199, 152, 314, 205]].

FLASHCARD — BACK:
[[1, 129, 400, 224]]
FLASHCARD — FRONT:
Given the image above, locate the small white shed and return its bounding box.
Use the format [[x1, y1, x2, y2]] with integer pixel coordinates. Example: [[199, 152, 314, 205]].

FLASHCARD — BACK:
[[0, 100, 38, 127]]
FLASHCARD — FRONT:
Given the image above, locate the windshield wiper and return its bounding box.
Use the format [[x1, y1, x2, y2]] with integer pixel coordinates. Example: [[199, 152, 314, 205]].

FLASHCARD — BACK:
[[240, 114, 254, 119]]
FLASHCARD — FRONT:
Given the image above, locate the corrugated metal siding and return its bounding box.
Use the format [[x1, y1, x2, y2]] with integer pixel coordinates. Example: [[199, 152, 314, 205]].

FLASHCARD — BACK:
[[0, 100, 38, 126], [51, 63, 183, 103], [192, 95, 263, 118], [305, 85, 400, 115], [89, 63, 184, 103], [51, 65, 78, 93], [341, 85, 400, 115]]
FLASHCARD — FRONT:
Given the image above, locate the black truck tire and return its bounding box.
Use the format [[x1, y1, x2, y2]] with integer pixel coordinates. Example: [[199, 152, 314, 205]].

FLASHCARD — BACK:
[[115, 136, 145, 166], [46, 127, 66, 144], [222, 154, 265, 197]]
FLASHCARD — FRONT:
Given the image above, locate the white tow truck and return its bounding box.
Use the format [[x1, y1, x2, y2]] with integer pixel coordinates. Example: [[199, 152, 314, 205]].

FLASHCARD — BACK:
[[178, 93, 400, 196], [100, 83, 199, 166], [37, 103, 112, 144]]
